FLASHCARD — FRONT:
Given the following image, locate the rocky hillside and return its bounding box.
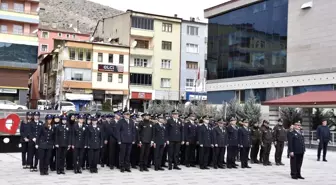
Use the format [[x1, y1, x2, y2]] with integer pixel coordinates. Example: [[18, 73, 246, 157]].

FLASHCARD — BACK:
[[40, 0, 123, 34]]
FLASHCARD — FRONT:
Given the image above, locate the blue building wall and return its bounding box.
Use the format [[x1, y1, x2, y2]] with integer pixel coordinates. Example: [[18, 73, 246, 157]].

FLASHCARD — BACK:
[[207, 91, 235, 104]]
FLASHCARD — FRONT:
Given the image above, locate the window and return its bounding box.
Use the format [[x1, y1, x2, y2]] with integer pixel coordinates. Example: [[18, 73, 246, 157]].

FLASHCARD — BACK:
[[98, 53, 103, 62], [72, 73, 83, 81], [186, 61, 198, 69], [186, 79, 195, 87], [66, 34, 70, 38], [131, 17, 154, 30], [72, 34, 76, 39], [119, 55, 124, 64], [13, 3, 24, 13], [186, 43, 199, 53], [118, 74, 123, 83], [58, 33, 62, 37], [162, 41, 172, 50], [41, 31, 49, 39], [108, 54, 113, 63], [135, 39, 149, 49], [130, 73, 152, 86], [0, 25, 7, 33], [0, 3, 8, 10], [0, 42, 37, 64], [162, 23, 172, 32], [86, 50, 91, 61], [64, 68, 92, 81], [108, 74, 113, 82], [134, 58, 148, 67], [69, 48, 76, 60], [285, 87, 293, 97], [161, 59, 171, 69], [97, 73, 102, 81], [161, 78, 171, 88], [187, 26, 199, 36], [13, 25, 23, 35], [41, 45, 48, 52], [78, 49, 84, 61]]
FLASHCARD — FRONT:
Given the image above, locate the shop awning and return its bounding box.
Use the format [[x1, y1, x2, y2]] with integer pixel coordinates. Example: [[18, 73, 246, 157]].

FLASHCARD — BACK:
[[262, 91, 336, 107], [65, 93, 93, 101]]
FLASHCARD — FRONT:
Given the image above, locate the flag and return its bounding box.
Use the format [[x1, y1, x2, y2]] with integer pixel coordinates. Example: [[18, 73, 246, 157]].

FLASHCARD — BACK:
[[195, 67, 201, 87]]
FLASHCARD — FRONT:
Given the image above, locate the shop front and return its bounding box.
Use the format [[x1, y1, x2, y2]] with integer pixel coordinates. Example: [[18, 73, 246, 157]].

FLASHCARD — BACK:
[[186, 92, 207, 102], [105, 90, 127, 111], [64, 88, 93, 111], [130, 91, 152, 112]]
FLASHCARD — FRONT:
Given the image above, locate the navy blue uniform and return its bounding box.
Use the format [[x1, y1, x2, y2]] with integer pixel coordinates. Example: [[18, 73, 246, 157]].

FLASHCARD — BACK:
[[226, 125, 239, 168], [28, 120, 43, 170], [55, 124, 71, 173], [37, 125, 54, 175], [86, 125, 103, 172], [238, 127, 252, 168], [72, 123, 87, 173], [288, 130, 305, 178], [212, 126, 228, 168], [104, 119, 119, 169], [153, 123, 167, 170], [166, 118, 184, 168], [20, 120, 31, 167], [184, 121, 197, 167], [198, 124, 212, 169], [138, 120, 154, 170], [116, 118, 136, 171], [316, 125, 331, 160]]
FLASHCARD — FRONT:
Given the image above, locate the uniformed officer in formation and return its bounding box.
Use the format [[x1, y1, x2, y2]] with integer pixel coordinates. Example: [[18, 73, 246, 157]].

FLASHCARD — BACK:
[[288, 121, 305, 180], [72, 114, 86, 174], [28, 111, 43, 172], [138, 113, 154, 171], [250, 122, 261, 164], [238, 119, 252, 169], [153, 114, 167, 171], [226, 117, 239, 169], [273, 118, 287, 165], [260, 120, 273, 166], [20, 111, 32, 169], [55, 115, 71, 174], [87, 116, 103, 173], [184, 113, 197, 167], [198, 115, 212, 169], [212, 119, 228, 169], [105, 112, 119, 170]]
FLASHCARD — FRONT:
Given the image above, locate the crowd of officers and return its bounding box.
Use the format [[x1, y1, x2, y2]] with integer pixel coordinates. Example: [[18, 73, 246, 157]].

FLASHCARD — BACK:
[[19, 109, 305, 178]]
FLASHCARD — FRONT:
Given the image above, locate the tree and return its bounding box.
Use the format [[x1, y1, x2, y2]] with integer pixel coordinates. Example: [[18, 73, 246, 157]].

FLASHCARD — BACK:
[[312, 108, 325, 130], [193, 100, 208, 117], [226, 98, 245, 121], [243, 92, 261, 124], [102, 101, 112, 111], [280, 107, 302, 129]]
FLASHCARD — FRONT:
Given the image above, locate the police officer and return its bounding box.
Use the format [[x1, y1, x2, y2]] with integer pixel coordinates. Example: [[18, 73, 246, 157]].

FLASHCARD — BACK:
[[83, 115, 92, 170], [288, 121, 305, 180], [50, 115, 61, 171], [131, 113, 141, 169], [37, 115, 54, 175], [198, 115, 212, 169], [316, 119, 331, 162], [250, 122, 261, 164], [105, 112, 119, 170], [72, 114, 87, 174], [55, 115, 71, 174], [153, 114, 167, 171], [273, 118, 287, 165], [138, 113, 154, 172], [66, 113, 76, 170], [260, 120, 273, 166], [212, 119, 228, 169], [238, 119, 252, 168], [166, 110, 184, 170], [28, 111, 43, 172], [184, 113, 198, 167], [87, 116, 103, 173], [20, 111, 32, 169], [117, 110, 136, 173], [100, 114, 109, 167], [226, 117, 239, 169]]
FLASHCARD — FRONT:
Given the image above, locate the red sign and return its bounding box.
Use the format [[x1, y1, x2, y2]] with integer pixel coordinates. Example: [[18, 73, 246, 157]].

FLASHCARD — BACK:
[[0, 114, 20, 135], [132, 92, 152, 100]]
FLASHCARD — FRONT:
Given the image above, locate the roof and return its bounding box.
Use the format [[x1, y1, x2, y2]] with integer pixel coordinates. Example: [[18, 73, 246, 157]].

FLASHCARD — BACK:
[[53, 39, 129, 48], [204, 0, 239, 12], [39, 25, 91, 35], [262, 91, 336, 107], [127, 9, 182, 21]]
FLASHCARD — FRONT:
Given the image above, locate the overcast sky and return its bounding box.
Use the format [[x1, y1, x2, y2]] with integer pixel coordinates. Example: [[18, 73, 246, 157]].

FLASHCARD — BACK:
[[89, 0, 225, 22]]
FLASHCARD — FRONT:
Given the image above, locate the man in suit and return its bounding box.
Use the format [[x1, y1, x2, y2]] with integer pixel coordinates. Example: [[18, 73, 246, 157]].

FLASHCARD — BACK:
[[184, 113, 198, 167], [212, 119, 228, 169], [166, 110, 184, 170], [288, 121, 305, 180], [238, 119, 252, 168], [198, 115, 213, 169], [316, 119, 331, 162], [117, 111, 136, 172], [226, 117, 239, 169], [153, 114, 167, 171], [138, 113, 154, 171]]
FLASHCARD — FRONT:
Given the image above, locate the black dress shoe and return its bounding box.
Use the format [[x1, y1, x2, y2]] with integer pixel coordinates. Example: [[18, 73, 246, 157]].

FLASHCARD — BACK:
[[155, 168, 159, 171], [168, 166, 172, 170], [174, 166, 181, 170], [204, 167, 210, 170], [317, 158, 320, 161], [214, 166, 218, 169], [132, 166, 137, 169], [74, 170, 78, 174], [279, 162, 285, 165], [57, 171, 61, 175], [159, 168, 165, 171], [323, 159, 328, 162], [162, 165, 168, 168], [140, 168, 144, 172], [298, 176, 305, 179], [144, 168, 149, 172], [101, 164, 105, 167], [125, 169, 131, 172], [78, 170, 82, 174], [246, 166, 251, 168], [190, 164, 196, 167], [186, 164, 190, 167], [61, 171, 66, 174], [232, 166, 237, 169], [40, 172, 44, 175], [291, 177, 298, 180], [218, 166, 224, 169], [120, 169, 125, 173]]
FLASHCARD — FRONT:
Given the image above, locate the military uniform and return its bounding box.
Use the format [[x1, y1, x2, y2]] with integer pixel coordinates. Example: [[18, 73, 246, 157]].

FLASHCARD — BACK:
[[50, 115, 60, 171], [37, 119, 54, 175], [87, 120, 103, 173], [153, 115, 167, 171], [226, 122, 239, 168], [20, 112, 32, 168], [55, 116, 71, 174], [212, 123, 228, 169], [260, 123, 273, 166], [288, 128, 305, 179], [99, 115, 109, 167], [238, 126, 252, 168], [184, 118, 198, 167], [72, 117, 87, 173], [28, 112, 43, 171], [198, 121, 212, 170], [273, 122, 287, 165], [66, 114, 76, 171], [82, 115, 92, 169], [138, 113, 154, 171], [250, 124, 261, 163], [105, 114, 119, 169]]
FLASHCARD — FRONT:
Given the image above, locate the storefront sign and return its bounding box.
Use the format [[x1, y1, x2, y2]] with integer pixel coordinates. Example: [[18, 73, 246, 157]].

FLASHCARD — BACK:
[[186, 92, 207, 101], [63, 88, 92, 94], [106, 90, 124, 95], [132, 92, 152, 100], [98, 64, 124, 73], [0, 88, 17, 94]]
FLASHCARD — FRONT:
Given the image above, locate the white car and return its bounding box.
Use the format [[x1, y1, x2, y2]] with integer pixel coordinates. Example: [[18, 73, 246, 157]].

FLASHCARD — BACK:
[[54, 101, 76, 112], [0, 100, 28, 110]]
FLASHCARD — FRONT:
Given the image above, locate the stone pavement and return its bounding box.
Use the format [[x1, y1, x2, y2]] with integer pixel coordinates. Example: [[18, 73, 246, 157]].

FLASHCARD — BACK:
[[0, 147, 335, 185]]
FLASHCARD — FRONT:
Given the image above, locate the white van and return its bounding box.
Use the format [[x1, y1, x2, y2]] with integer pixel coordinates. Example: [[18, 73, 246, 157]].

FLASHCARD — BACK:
[[54, 101, 76, 112], [37, 100, 51, 110]]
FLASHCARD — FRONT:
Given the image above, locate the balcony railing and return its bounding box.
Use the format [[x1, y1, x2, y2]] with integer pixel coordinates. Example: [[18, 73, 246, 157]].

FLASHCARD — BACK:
[[0, 31, 37, 37], [0, 7, 38, 15]]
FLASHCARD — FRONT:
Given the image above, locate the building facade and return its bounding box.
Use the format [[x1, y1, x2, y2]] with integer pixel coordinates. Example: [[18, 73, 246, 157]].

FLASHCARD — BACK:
[[180, 19, 208, 102], [0, 0, 39, 106], [93, 10, 181, 112]]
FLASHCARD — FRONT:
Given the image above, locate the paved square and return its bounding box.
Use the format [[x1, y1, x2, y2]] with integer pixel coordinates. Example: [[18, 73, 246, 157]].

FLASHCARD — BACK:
[[0, 147, 335, 185]]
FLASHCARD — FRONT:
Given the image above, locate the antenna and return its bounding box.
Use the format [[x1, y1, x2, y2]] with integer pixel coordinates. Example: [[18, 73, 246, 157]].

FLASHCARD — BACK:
[[131, 41, 137, 48]]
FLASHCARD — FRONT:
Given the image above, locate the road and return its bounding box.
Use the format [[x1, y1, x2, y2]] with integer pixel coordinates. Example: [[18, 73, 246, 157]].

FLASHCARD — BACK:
[[0, 148, 335, 185]]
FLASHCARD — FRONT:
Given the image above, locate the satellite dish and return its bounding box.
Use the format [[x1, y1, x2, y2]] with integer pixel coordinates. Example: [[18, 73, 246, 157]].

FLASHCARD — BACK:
[[131, 41, 137, 48]]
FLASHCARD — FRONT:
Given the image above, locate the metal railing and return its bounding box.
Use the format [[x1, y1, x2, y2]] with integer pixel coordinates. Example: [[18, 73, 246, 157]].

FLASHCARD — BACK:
[[303, 130, 336, 147]]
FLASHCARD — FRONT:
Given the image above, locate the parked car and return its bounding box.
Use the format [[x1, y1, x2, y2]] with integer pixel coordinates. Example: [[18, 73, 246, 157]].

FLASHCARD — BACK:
[[0, 100, 28, 110], [54, 101, 76, 112], [37, 100, 52, 110]]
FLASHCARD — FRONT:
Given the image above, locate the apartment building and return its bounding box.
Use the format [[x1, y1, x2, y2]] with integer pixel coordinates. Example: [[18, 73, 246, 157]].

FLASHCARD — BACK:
[[0, 0, 39, 106], [93, 10, 181, 111], [39, 39, 129, 111]]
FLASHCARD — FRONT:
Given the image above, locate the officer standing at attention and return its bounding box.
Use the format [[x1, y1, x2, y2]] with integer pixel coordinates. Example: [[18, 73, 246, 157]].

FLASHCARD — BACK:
[[116, 110, 136, 173], [20, 111, 32, 169], [36, 115, 54, 175], [184, 113, 198, 168], [226, 117, 239, 169], [153, 114, 167, 171], [198, 115, 212, 170], [166, 110, 184, 170], [72, 114, 87, 174], [273, 118, 287, 165], [138, 113, 154, 172], [212, 119, 228, 169], [105, 112, 119, 170], [28, 111, 43, 172], [260, 120, 273, 166], [55, 115, 71, 175], [316, 119, 331, 162], [288, 121, 305, 180], [250, 122, 261, 164], [238, 119, 252, 168], [87, 116, 103, 173]]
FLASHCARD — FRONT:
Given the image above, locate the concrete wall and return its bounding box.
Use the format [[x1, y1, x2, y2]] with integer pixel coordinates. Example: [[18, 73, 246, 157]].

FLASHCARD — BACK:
[[287, 0, 336, 72]]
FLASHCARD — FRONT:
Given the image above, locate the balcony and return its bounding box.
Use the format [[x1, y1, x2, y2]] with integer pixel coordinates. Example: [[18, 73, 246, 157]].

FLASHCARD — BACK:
[[131, 28, 154, 38], [0, 9, 39, 24], [130, 47, 154, 56], [63, 81, 92, 89], [130, 66, 152, 74], [63, 60, 92, 69], [0, 32, 38, 46]]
